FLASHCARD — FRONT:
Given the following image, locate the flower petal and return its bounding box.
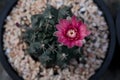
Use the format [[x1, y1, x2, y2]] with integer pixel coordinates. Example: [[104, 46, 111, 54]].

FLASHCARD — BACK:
[[75, 40, 83, 47], [71, 16, 78, 27], [56, 24, 64, 31], [65, 41, 74, 48], [59, 19, 70, 28], [54, 31, 62, 37], [79, 24, 89, 39]]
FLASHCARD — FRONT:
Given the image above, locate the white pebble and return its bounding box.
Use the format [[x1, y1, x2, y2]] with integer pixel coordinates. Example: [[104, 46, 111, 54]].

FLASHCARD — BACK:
[[92, 23, 97, 26], [56, 1, 63, 8], [94, 42, 100, 48], [5, 48, 11, 54], [6, 16, 11, 21], [80, 7, 86, 13], [98, 11, 103, 16]]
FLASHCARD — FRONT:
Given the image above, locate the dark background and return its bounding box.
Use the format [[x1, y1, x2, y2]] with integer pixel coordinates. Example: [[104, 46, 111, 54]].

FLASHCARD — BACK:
[[0, 0, 120, 80]]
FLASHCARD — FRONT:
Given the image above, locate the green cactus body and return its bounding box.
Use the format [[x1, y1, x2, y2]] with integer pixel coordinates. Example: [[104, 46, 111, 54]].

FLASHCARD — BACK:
[[22, 5, 83, 68]]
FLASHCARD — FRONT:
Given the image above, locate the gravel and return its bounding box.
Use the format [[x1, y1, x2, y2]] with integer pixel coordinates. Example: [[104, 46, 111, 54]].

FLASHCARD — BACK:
[[3, 0, 109, 80]]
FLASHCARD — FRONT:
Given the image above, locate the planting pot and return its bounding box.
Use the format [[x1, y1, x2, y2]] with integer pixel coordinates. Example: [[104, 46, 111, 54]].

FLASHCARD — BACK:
[[116, 10, 120, 46], [112, 9, 120, 69], [0, 0, 116, 80]]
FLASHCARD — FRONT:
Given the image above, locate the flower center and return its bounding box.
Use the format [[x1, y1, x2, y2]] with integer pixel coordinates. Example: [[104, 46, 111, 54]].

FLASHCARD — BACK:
[[67, 29, 77, 38]]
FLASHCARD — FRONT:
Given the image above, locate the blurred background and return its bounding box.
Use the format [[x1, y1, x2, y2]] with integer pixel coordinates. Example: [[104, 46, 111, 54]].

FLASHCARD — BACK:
[[0, 0, 120, 80]]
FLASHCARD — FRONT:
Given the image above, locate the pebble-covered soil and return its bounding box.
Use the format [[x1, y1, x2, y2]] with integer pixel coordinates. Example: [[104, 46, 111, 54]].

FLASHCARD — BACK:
[[3, 0, 109, 80]]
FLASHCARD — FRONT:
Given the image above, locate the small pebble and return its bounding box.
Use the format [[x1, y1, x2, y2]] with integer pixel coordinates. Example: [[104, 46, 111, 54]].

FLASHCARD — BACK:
[[5, 48, 11, 54]]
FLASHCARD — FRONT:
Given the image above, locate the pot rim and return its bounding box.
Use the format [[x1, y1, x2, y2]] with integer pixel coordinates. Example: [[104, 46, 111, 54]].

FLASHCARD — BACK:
[[0, 0, 116, 80], [116, 10, 120, 45]]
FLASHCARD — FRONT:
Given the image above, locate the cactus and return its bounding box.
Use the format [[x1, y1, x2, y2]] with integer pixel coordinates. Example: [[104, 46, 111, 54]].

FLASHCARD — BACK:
[[22, 5, 82, 68]]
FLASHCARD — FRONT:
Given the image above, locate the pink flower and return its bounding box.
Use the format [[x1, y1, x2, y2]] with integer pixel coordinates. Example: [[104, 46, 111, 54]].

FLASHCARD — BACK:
[[55, 16, 90, 48]]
